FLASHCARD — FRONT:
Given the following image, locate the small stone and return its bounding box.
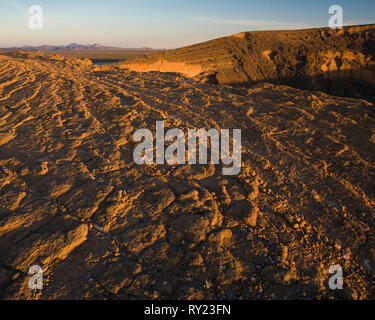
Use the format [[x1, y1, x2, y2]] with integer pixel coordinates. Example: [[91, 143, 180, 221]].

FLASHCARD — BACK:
[[247, 186, 259, 201], [179, 190, 199, 201], [208, 229, 233, 245], [243, 206, 259, 227]]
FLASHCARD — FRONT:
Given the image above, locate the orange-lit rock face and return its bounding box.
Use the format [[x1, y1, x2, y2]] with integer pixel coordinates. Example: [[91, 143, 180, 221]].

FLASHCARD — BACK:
[[319, 51, 375, 85], [123, 59, 205, 77]]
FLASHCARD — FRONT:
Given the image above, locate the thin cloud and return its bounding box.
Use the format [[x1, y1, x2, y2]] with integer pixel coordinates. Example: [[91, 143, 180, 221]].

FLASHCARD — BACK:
[[189, 17, 313, 30], [344, 20, 373, 26]]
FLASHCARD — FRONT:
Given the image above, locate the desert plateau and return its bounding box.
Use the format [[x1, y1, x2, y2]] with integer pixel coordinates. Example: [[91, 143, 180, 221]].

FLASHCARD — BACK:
[[0, 10, 375, 301]]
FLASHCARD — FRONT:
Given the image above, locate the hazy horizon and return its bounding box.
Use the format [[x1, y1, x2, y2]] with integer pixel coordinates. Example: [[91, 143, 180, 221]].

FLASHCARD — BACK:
[[0, 43, 159, 49], [0, 0, 374, 49]]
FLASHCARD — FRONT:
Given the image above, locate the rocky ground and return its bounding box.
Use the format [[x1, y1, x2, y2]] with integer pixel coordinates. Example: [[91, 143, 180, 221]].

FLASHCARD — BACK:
[[0, 51, 374, 299]]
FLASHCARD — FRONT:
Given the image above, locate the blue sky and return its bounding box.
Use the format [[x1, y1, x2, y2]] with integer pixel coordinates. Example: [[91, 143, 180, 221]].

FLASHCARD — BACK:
[[0, 0, 374, 48]]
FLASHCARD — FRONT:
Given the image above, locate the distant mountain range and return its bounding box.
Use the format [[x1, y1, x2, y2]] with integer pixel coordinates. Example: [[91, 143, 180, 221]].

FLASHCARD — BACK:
[[1, 43, 154, 51]]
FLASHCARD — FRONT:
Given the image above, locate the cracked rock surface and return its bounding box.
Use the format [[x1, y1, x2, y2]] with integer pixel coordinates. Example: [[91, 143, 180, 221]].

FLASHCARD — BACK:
[[0, 52, 374, 299]]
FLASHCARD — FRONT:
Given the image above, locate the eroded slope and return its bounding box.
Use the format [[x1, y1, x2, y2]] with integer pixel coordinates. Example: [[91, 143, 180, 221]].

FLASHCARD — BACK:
[[120, 25, 375, 100]]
